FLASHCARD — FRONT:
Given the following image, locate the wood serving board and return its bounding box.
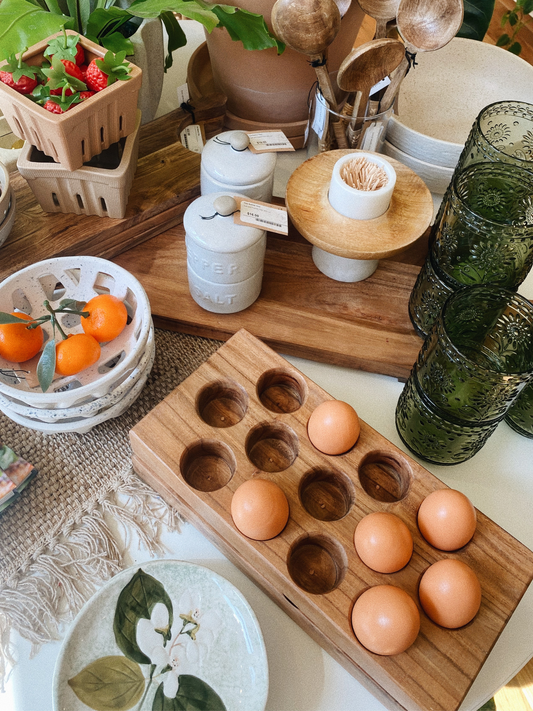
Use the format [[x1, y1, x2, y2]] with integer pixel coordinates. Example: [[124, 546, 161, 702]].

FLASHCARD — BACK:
[[114, 223, 426, 380], [0, 96, 226, 284], [129, 329, 533, 711]]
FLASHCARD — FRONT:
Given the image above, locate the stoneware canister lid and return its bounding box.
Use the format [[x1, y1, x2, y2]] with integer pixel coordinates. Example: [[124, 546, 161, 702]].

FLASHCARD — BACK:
[[201, 130, 277, 187], [184, 192, 266, 253]]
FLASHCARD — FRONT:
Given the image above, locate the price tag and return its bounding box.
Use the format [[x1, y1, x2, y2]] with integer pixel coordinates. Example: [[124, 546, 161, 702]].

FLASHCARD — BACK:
[[247, 131, 295, 153], [180, 124, 205, 154], [312, 91, 328, 140], [369, 76, 391, 97], [234, 197, 288, 235], [177, 83, 190, 105]]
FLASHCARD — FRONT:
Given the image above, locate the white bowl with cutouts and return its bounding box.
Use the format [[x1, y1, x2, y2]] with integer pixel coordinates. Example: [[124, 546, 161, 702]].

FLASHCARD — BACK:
[[0, 256, 152, 409]]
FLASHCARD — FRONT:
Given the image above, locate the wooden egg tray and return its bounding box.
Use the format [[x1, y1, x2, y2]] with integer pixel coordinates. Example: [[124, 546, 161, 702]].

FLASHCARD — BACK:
[[129, 329, 533, 711]]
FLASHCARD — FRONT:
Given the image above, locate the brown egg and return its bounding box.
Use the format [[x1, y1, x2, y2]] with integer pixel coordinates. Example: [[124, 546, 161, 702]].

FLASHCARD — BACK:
[[419, 559, 481, 628], [351, 585, 420, 655], [354, 511, 413, 573], [231, 478, 289, 540], [418, 489, 477, 551], [307, 400, 360, 455]]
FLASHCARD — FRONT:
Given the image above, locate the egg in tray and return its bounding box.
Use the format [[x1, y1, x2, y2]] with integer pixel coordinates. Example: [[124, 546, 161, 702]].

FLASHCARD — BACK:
[[129, 328, 533, 711]]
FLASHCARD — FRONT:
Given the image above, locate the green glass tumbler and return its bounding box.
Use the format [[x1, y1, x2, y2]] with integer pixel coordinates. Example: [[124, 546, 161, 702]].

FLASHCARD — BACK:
[[505, 380, 533, 438], [397, 285, 533, 464], [410, 161, 533, 337], [456, 100, 533, 173]]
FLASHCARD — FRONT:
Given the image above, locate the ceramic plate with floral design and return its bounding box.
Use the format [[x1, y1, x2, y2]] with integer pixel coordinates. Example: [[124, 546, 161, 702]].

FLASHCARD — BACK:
[[53, 560, 269, 711]]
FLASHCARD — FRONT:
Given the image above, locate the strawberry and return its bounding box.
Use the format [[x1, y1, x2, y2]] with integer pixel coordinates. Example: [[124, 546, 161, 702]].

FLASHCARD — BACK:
[[48, 59, 85, 96], [42, 55, 86, 98], [44, 30, 85, 66], [79, 91, 95, 101], [43, 99, 64, 114], [0, 50, 41, 95], [85, 51, 131, 92]]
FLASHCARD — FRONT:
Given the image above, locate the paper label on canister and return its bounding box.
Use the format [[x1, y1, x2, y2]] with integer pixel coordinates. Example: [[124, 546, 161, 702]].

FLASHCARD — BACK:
[[180, 124, 205, 154], [234, 197, 288, 235], [247, 131, 295, 153]]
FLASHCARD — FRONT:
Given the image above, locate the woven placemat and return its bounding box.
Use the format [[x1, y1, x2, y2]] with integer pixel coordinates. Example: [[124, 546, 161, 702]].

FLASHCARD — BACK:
[[0, 328, 221, 685]]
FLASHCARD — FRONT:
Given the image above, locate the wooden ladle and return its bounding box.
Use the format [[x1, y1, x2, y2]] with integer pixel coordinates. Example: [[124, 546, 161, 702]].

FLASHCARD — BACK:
[[336, 38, 405, 145], [379, 0, 464, 111], [357, 0, 400, 39]]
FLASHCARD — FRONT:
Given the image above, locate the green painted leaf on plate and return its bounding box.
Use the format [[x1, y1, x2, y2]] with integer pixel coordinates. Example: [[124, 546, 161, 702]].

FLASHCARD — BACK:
[[152, 676, 227, 711], [113, 568, 173, 665], [67, 655, 145, 711]]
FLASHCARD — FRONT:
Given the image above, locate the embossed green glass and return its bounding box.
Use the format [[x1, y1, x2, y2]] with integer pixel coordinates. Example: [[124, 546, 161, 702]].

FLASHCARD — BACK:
[[505, 380, 533, 438], [410, 162, 533, 337], [456, 100, 533, 174], [397, 285, 533, 464]]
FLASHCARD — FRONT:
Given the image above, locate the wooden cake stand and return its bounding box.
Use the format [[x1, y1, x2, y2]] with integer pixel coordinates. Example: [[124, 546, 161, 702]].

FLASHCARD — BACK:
[[286, 149, 434, 281]]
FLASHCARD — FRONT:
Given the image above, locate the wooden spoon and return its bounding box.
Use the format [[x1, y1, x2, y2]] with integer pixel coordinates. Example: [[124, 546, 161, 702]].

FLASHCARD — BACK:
[[336, 38, 405, 145], [357, 0, 400, 39], [271, 0, 341, 111], [379, 0, 463, 111]]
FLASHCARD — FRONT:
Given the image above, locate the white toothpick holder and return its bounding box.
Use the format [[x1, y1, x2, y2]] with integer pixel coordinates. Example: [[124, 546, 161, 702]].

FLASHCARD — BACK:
[[286, 149, 434, 284]]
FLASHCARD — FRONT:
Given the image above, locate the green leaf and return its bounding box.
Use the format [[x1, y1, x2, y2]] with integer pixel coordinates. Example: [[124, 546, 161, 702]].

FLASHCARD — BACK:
[[523, 0, 533, 12], [37, 338, 56, 393], [100, 31, 135, 54], [127, 0, 220, 33], [160, 10, 187, 70], [457, 0, 495, 41], [113, 568, 173, 665], [211, 6, 284, 51], [509, 41, 522, 54], [496, 33, 511, 45], [500, 11, 510, 27], [86, 6, 133, 41], [68, 655, 145, 711], [477, 698, 496, 711], [152, 676, 226, 711], [0, 312, 34, 325], [0, 0, 74, 61], [508, 10, 519, 26]]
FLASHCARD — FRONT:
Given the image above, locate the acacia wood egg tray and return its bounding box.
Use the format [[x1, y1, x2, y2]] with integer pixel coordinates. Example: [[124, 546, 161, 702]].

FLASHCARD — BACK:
[[129, 328, 533, 711]]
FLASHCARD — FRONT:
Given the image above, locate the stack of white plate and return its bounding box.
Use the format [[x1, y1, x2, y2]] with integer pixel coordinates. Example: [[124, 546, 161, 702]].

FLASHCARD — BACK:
[[0, 256, 154, 434], [381, 38, 533, 204]]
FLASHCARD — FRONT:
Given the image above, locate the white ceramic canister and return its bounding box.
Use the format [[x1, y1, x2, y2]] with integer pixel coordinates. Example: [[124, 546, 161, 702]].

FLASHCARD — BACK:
[[200, 130, 277, 202], [184, 192, 266, 314]]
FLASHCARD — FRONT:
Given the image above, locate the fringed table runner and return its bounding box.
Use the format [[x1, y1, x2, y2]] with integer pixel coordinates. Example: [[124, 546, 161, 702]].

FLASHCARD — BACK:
[[0, 329, 220, 690]]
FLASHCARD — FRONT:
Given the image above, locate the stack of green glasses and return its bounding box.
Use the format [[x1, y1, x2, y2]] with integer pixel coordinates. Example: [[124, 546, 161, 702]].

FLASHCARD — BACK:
[[409, 100, 533, 339]]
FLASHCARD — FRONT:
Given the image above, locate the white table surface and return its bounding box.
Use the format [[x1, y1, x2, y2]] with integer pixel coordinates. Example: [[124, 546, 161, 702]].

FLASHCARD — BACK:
[[4, 21, 533, 711]]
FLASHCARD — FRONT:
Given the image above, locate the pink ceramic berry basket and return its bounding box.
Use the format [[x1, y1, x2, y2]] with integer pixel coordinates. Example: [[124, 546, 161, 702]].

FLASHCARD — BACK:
[[0, 256, 152, 409]]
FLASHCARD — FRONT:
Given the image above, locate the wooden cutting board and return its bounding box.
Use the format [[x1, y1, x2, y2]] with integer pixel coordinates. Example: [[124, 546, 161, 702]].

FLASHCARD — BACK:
[[129, 328, 533, 711], [113, 223, 426, 380]]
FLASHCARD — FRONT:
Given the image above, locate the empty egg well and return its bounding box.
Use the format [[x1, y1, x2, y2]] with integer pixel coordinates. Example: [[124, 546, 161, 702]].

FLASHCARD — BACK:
[[180, 439, 237, 492], [256, 368, 307, 413], [299, 466, 355, 522], [358, 450, 412, 503], [196, 379, 249, 428], [245, 421, 299, 473], [288, 534, 347, 595]]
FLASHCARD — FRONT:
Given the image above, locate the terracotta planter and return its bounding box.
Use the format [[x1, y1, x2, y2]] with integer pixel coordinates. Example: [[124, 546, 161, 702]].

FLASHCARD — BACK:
[[0, 31, 142, 171], [205, 0, 365, 125]]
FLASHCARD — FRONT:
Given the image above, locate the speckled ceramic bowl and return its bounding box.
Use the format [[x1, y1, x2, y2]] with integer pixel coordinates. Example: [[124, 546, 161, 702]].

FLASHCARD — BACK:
[[387, 38, 533, 168], [0, 256, 152, 408]]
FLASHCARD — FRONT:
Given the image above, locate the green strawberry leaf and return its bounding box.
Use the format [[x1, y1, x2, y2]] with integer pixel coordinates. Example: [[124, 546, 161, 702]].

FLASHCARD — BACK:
[[43, 30, 81, 61], [36, 338, 56, 393], [42, 54, 87, 91], [67, 656, 145, 711]]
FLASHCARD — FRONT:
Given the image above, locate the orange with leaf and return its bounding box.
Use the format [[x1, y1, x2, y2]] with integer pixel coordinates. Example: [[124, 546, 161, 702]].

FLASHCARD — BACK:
[[0, 292, 128, 391]]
